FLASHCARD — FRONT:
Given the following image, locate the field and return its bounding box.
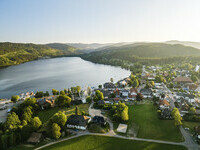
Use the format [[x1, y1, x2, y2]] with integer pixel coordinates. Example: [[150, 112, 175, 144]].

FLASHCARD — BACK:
[[41, 135, 186, 150], [183, 121, 200, 132], [127, 104, 184, 142], [37, 104, 89, 123]]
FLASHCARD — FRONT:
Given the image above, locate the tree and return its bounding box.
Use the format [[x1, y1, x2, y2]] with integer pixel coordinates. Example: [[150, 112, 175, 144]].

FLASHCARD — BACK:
[[151, 81, 155, 87], [136, 93, 143, 101], [44, 91, 50, 97], [4, 112, 21, 130], [22, 106, 33, 122], [60, 90, 65, 95], [171, 108, 182, 127], [191, 74, 198, 83], [169, 82, 174, 88], [11, 95, 20, 103], [98, 85, 102, 89], [145, 81, 151, 88], [76, 86, 81, 96], [155, 75, 164, 83], [31, 117, 42, 130], [86, 96, 91, 103], [52, 89, 59, 95], [55, 95, 71, 107], [52, 123, 61, 139], [87, 86, 92, 96], [34, 91, 44, 98], [75, 106, 79, 115], [132, 79, 139, 88], [93, 90, 104, 102], [110, 78, 114, 83], [160, 93, 165, 100], [51, 111, 67, 127], [189, 107, 196, 114], [110, 93, 116, 98], [121, 108, 129, 122]]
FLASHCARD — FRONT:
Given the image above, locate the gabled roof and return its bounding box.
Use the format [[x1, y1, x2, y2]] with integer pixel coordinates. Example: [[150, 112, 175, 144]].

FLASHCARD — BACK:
[[174, 76, 192, 83], [159, 100, 170, 107], [92, 116, 105, 124], [66, 115, 89, 127]]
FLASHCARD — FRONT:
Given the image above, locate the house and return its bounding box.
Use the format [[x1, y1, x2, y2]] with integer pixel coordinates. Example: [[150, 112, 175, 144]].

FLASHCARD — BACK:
[[140, 88, 152, 98], [118, 78, 130, 88], [174, 76, 192, 85], [128, 88, 137, 100], [27, 132, 43, 144], [121, 90, 129, 98], [103, 82, 116, 89], [177, 93, 195, 103], [37, 97, 54, 109], [91, 116, 106, 126], [66, 115, 91, 130], [159, 100, 170, 109]]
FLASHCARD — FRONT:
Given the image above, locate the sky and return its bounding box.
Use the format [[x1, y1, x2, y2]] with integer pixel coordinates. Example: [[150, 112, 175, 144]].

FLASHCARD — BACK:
[[0, 0, 200, 44]]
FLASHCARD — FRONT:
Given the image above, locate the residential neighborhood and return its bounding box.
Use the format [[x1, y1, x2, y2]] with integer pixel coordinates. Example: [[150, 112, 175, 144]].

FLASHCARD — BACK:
[[1, 63, 200, 150]]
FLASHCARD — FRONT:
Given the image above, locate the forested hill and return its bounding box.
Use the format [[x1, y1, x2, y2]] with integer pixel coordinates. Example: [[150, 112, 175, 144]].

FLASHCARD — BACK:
[[81, 43, 200, 66], [46, 43, 77, 53], [0, 42, 77, 67]]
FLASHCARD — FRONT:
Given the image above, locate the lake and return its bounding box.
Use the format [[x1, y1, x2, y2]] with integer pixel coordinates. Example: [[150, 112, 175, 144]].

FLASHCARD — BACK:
[[0, 57, 131, 98]]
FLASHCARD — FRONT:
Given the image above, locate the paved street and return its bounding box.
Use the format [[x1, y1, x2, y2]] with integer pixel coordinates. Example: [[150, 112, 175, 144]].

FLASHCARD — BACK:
[[0, 101, 22, 122]]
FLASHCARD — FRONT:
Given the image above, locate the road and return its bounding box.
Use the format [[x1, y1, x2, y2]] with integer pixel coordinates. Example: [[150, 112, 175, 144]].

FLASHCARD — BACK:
[[162, 83, 175, 109], [0, 101, 22, 122]]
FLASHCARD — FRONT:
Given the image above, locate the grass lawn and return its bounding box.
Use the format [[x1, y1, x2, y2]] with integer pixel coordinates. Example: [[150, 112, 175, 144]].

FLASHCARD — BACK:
[[37, 103, 89, 123], [128, 104, 184, 142], [183, 121, 200, 132], [41, 135, 187, 150]]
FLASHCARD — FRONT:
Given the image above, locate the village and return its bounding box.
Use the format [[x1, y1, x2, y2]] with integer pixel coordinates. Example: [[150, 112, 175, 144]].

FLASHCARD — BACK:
[[1, 63, 200, 150]]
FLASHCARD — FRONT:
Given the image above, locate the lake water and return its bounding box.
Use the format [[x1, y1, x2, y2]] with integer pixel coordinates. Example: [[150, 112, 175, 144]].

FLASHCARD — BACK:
[[0, 57, 130, 98]]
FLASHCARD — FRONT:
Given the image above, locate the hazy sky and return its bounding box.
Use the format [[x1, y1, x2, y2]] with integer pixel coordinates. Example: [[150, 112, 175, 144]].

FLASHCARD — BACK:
[[0, 0, 200, 44]]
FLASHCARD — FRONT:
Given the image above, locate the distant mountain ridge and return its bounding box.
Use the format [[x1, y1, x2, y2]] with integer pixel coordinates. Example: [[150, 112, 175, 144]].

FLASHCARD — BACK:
[[81, 42, 200, 65], [1, 40, 200, 67], [166, 40, 200, 49]]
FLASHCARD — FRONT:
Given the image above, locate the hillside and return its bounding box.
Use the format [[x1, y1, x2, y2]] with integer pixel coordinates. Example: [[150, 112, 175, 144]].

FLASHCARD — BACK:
[[46, 43, 77, 53], [81, 43, 200, 66], [166, 40, 200, 49], [0, 42, 77, 67]]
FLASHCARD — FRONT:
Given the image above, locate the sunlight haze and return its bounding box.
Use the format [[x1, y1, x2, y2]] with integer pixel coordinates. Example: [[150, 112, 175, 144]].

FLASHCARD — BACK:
[[0, 0, 200, 43]]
